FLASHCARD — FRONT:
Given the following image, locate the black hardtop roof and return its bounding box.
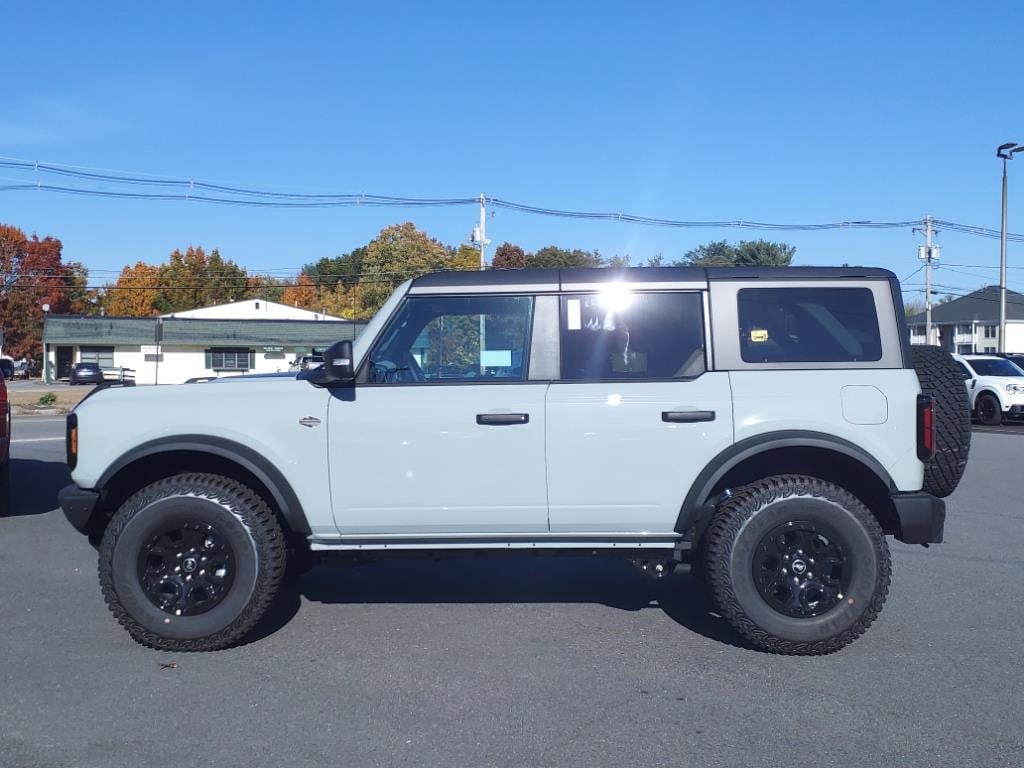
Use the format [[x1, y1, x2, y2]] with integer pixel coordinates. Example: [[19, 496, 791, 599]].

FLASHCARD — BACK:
[[411, 265, 897, 290]]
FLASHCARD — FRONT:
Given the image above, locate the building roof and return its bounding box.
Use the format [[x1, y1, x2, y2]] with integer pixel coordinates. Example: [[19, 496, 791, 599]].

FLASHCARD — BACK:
[[163, 299, 346, 321], [43, 315, 365, 347], [907, 285, 1024, 325]]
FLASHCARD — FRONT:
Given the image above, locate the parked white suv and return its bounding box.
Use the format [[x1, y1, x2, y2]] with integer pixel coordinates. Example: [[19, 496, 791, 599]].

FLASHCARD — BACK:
[[59, 267, 971, 655], [952, 353, 1024, 426]]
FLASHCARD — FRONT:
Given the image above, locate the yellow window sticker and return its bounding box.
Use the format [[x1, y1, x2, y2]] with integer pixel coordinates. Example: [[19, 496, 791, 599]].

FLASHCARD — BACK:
[[750, 329, 769, 343]]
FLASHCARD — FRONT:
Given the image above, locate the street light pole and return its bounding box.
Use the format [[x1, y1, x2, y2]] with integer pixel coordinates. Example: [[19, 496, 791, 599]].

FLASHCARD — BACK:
[[997, 143, 1024, 352]]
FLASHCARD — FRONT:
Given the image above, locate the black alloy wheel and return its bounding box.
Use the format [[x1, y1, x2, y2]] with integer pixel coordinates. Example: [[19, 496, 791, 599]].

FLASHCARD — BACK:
[[752, 521, 850, 618], [137, 520, 236, 617], [977, 394, 1002, 426]]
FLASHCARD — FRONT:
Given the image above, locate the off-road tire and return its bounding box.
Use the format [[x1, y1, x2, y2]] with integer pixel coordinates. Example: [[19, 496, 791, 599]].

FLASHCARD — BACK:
[[975, 392, 1002, 427], [704, 475, 891, 655], [911, 345, 971, 496], [98, 473, 286, 651]]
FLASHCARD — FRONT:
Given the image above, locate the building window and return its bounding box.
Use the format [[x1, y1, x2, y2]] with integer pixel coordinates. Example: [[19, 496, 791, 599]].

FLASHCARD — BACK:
[[206, 347, 253, 370], [958, 324, 974, 335], [80, 346, 115, 369], [984, 347, 996, 353], [957, 344, 973, 354], [984, 325, 997, 338]]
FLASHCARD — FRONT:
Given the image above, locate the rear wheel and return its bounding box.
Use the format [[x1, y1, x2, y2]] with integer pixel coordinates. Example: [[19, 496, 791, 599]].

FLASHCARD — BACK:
[[703, 475, 890, 655], [976, 392, 1002, 427], [98, 473, 286, 651]]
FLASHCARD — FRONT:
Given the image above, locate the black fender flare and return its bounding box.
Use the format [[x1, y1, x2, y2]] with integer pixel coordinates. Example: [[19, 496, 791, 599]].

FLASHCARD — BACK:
[[675, 430, 895, 534], [96, 435, 310, 535]]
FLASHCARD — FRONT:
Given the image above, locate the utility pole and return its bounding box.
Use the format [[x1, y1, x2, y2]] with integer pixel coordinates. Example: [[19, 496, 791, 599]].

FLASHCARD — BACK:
[[469, 194, 491, 372], [915, 216, 939, 345], [473, 194, 489, 270]]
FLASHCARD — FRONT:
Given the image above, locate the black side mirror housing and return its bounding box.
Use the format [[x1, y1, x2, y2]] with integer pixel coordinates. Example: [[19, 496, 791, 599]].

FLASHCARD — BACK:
[[303, 340, 355, 387]]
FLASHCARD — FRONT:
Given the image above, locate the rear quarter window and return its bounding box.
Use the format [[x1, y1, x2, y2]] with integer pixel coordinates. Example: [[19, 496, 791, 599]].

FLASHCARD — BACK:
[[738, 287, 882, 363]]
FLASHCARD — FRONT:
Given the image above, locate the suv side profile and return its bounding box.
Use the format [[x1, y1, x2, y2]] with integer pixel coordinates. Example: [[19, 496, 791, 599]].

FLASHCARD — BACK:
[[953, 353, 1024, 426], [58, 267, 970, 655]]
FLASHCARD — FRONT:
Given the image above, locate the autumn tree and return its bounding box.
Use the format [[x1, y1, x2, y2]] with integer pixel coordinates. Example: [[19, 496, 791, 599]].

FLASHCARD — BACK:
[[354, 223, 455, 318], [0, 224, 86, 362], [492, 242, 527, 269], [153, 246, 250, 313], [280, 274, 318, 310], [105, 262, 161, 316]]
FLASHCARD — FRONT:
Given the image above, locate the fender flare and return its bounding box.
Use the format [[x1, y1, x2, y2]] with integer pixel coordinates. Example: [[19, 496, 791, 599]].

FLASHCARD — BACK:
[[675, 430, 895, 534], [97, 435, 310, 535]]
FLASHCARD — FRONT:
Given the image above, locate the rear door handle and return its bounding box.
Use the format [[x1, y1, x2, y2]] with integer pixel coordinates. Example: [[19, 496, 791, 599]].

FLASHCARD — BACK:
[[662, 410, 715, 423], [476, 413, 530, 426]]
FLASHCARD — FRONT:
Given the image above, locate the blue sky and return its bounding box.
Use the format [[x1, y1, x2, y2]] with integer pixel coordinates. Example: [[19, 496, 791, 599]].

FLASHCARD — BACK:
[[1, 1, 1022, 300]]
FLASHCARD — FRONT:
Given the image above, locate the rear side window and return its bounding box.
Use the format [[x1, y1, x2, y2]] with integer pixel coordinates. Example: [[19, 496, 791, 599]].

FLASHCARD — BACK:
[[738, 287, 882, 363], [559, 291, 705, 380]]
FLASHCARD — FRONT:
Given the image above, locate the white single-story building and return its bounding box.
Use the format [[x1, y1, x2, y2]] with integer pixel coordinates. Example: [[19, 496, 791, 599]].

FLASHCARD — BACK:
[[42, 300, 365, 385], [908, 285, 1024, 353]]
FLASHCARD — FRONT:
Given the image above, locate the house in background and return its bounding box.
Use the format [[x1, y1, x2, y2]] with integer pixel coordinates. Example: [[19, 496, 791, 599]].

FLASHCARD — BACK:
[[907, 285, 1024, 353], [42, 299, 364, 384]]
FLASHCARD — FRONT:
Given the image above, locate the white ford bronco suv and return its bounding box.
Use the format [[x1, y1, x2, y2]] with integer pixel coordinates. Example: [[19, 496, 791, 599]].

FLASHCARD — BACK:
[[59, 266, 971, 654]]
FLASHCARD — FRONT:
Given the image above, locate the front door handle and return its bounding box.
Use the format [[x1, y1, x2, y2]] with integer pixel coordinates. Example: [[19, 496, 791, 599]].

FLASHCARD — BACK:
[[662, 410, 715, 423], [476, 413, 530, 426]]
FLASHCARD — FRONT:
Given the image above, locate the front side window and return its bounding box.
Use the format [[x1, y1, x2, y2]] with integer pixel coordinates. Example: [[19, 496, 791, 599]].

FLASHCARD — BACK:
[[559, 291, 705, 380], [369, 295, 533, 384], [738, 287, 882, 363]]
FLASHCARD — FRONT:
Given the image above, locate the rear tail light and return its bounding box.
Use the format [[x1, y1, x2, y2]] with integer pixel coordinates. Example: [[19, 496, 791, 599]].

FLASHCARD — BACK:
[[66, 414, 78, 471], [917, 395, 935, 461]]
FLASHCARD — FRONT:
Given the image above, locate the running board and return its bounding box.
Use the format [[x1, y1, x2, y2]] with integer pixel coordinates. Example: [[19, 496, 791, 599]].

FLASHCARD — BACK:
[[309, 532, 684, 552]]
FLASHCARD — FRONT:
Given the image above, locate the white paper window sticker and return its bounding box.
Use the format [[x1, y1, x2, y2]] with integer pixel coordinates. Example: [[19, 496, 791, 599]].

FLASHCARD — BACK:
[[481, 349, 512, 367], [567, 299, 582, 331]]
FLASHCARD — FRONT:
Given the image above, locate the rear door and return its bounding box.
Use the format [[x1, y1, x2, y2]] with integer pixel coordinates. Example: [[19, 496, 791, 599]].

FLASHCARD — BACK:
[[545, 289, 734, 533]]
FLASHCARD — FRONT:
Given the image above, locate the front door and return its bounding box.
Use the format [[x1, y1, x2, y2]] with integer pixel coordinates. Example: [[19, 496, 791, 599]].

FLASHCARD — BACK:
[[545, 290, 734, 533], [328, 293, 548, 535]]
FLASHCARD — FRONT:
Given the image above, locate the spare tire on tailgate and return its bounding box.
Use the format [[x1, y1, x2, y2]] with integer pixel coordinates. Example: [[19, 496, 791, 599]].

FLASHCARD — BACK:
[[911, 345, 971, 498]]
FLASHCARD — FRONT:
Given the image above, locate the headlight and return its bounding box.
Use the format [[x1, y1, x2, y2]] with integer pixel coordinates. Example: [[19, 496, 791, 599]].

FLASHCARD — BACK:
[[1006, 384, 1024, 394]]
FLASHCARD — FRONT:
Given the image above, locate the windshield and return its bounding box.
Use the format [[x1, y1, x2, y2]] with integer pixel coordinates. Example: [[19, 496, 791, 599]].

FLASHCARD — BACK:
[[966, 358, 1024, 377]]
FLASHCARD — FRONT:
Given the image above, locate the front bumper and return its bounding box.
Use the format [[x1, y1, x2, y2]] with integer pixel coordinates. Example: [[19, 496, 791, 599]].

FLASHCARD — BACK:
[[58, 484, 100, 534], [891, 492, 945, 544]]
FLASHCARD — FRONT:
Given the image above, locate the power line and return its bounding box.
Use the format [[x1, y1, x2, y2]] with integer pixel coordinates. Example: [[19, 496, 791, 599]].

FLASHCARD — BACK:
[[2, 155, 1023, 240]]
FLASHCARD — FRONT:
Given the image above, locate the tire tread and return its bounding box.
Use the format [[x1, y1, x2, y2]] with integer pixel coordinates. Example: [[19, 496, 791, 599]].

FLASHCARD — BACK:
[[98, 473, 286, 652], [704, 475, 891, 656]]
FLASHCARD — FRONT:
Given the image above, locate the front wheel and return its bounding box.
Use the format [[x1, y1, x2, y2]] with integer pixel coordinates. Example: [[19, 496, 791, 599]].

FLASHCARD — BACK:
[[703, 475, 890, 655], [976, 393, 1002, 426], [98, 473, 286, 651]]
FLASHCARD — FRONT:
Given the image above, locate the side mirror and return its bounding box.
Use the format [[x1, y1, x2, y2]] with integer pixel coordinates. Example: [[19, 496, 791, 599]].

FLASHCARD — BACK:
[[304, 340, 355, 386]]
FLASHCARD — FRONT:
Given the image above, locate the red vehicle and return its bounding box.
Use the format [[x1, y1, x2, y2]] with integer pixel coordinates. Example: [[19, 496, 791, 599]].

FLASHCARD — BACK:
[[0, 368, 10, 512]]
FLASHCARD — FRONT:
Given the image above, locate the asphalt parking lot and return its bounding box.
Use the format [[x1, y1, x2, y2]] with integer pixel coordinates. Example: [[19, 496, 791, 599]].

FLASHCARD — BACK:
[[1, 418, 1021, 768]]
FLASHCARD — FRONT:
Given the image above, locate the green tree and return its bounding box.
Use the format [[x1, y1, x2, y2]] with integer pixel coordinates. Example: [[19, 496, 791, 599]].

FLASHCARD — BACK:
[[526, 246, 603, 269], [676, 239, 795, 267], [303, 246, 367, 290]]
